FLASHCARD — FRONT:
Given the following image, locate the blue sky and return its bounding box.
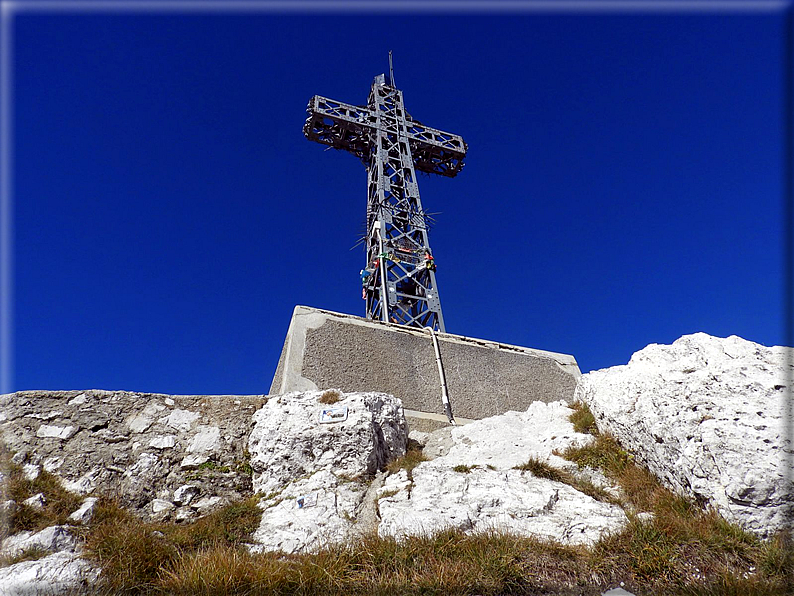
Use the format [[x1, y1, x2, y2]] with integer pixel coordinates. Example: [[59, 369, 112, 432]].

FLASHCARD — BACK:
[[8, 3, 791, 394]]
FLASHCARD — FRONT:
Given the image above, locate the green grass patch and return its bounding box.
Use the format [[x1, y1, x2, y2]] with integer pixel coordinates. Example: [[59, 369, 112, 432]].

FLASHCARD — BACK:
[[569, 401, 598, 435], [562, 433, 632, 478], [386, 445, 427, 477]]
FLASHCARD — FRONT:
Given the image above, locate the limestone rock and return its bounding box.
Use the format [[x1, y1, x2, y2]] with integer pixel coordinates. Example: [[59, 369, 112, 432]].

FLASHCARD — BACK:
[[0, 526, 77, 559], [68, 497, 98, 524], [35, 425, 77, 440], [148, 435, 176, 449], [248, 391, 407, 496], [173, 485, 200, 506], [576, 333, 793, 537], [246, 391, 407, 553], [23, 493, 46, 510], [428, 400, 595, 470], [378, 463, 626, 545], [22, 464, 40, 481], [0, 551, 99, 596], [377, 401, 627, 546], [251, 470, 369, 554]]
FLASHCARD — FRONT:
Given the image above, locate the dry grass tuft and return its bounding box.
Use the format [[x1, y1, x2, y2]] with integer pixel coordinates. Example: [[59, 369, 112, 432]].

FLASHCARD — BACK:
[[514, 457, 565, 482], [81, 495, 262, 594], [556, 410, 792, 594], [0, 546, 49, 568], [514, 457, 615, 504], [77, 487, 791, 595], [1, 447, 84, 536], [318, 389, 342, 404]]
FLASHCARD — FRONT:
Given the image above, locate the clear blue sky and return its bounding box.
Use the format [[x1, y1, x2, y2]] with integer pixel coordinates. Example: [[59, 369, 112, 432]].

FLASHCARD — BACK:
[[10, 4, 791, 395]]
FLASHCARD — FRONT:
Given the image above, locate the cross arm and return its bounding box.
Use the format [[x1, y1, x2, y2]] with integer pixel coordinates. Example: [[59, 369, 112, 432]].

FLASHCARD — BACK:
[[304, 95, 468, 177], [303, 96, 375, 161], [405, 119, 467, 177]]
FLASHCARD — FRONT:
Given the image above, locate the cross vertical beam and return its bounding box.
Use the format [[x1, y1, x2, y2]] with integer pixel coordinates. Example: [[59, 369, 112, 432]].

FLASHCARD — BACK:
[[304, 70, 467, 332]]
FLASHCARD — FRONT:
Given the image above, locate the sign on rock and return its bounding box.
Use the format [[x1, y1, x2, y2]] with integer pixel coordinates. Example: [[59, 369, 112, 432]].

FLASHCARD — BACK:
[[319, 407, 348, 424]]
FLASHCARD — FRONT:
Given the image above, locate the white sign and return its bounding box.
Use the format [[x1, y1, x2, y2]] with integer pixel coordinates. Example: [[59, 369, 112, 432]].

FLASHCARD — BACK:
[[319, 406, 348, 424], [296, 493, 317, 509]]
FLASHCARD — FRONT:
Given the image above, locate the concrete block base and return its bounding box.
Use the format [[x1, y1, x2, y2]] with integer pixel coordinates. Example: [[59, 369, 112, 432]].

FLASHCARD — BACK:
[[270, 306, 581, 423]]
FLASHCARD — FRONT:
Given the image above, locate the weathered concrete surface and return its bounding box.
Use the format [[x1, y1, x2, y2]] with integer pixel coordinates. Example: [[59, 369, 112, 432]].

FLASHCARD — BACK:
[[270, 306, 581, 420]]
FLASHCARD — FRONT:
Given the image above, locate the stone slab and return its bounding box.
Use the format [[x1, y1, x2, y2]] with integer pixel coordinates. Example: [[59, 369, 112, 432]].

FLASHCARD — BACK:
[[270, 306, 581, 420]]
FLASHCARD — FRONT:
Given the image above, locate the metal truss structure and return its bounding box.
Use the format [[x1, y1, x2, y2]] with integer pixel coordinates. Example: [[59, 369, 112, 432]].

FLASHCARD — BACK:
[[303, 66, 467, 332]]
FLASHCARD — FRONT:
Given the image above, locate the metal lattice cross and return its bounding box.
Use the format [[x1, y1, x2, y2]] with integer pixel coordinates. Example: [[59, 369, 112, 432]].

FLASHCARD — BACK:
[[303, 62, 467, 332]]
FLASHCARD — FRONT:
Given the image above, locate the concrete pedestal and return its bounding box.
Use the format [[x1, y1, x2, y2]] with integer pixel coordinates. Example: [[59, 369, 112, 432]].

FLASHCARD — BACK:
[[270, 306, 581, 427]]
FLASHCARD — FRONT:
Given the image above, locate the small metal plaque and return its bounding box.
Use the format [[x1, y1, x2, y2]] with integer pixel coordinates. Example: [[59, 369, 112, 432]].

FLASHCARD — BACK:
[[296, 493, 317, 509], [319, 406, 348, 424]]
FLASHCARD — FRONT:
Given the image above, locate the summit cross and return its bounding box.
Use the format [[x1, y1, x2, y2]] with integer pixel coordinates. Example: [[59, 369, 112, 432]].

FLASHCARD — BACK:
[[303, 60, 467, 332]]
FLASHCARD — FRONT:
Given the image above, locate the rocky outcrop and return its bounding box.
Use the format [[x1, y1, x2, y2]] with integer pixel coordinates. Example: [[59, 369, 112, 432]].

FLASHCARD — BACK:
[[0, 552, 99, 596], [249, 391, 407, 495], [0, 390, 264, 519], [378, 402, 628, 546], [247, 391, 408, 553], [0, 524, 100, 596], [576, 333, 792, 537]]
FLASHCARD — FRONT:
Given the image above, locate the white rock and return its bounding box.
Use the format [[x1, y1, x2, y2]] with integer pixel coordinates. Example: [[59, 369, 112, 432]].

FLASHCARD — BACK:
[[180, 454, 208, 469], [142, 401, 166, 415], [62, 467, 102, 495], [68, 497, 98, 524], [248, 391, 407, 496], [175, 507, 196, 523], [0, 551, 99, 595], [1, 500, 16, 517], [0, 526, 77, 558], [165, 397, 175, 406], [376, 400, 627, 546], [577, 333, 793, 537], [36, 424, 77, 440], [125, 452, 160, 478], [148, 435, 176, 449], [407, 430, 430, 446], [151, 499, 174, 514], [378, 462, 626, 546], [162, 408, 201, 432], [173, 485, 200, 506], [67, 393, 87, 406], [251, 470, 368, 554], [22, 463, 40, 481], [435, 401, 595, 470], [126, 414, 153, 433], [188, 425, 221, 453], [42, 456, 64, 473], [193, 496, 223, 512], [23, 493, 46, 510]]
